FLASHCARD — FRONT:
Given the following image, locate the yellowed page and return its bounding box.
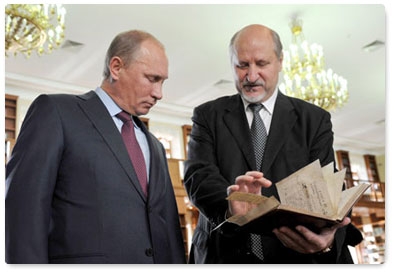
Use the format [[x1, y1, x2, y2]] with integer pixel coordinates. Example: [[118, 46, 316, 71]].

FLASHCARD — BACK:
[[226, 191, 270, 204], [321, 162, 336, 209], [276, 160, 335, 217], [337, 183, 371, 220], [324, 168, 346, 212], [321, 162, 334, 178], [227, 196, 280, 226]]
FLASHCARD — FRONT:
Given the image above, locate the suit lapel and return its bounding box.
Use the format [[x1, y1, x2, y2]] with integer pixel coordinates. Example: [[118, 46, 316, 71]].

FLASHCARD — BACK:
[[77, 91, 147, 201], [223, 95, 256, 170], [263, 92, 297, 173]]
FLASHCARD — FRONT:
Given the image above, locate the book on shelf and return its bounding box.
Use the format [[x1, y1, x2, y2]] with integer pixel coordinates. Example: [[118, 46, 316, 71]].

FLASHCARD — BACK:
[[221, 160, 370, 233]]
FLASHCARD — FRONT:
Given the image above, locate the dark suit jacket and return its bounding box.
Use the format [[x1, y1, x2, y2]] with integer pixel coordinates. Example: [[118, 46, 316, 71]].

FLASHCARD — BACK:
[[184, 92, 362, 264], [5, 91, 186, 264]]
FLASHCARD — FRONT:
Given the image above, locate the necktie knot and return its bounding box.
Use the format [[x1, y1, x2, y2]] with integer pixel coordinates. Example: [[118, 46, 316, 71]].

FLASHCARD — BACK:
[[117, 111, 132, 124], [248, 103, 264, 114]]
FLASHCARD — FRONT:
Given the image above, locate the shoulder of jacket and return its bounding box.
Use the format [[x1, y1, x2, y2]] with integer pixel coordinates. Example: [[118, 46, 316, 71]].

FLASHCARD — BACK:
[[34, 92, 82, 104]]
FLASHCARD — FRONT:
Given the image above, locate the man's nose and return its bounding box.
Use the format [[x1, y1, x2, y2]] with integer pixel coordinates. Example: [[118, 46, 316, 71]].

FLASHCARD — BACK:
[[246, 66, 259, 82]]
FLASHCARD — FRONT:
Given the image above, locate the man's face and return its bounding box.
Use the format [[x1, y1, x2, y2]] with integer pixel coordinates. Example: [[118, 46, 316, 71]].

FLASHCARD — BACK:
[[232, 28, 283, 103], [116, 40, 168, 116]]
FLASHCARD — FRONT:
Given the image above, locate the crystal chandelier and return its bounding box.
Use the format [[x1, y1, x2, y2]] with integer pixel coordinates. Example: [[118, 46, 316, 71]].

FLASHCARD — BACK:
[[5, 4, 66, 57], [280, 19, 348, 112]]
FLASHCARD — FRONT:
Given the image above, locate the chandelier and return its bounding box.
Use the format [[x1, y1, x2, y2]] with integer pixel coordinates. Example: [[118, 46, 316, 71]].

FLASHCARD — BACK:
[[280, 19, 348, 112], [5, 4, 66, 57]]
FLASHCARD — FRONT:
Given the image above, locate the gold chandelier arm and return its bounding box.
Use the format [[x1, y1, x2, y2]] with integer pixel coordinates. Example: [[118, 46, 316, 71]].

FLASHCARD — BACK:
[[5, 4, 66, 58]]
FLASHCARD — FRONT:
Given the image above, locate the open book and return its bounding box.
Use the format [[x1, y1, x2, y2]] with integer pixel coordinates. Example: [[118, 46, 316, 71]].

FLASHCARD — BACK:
[[223, 160, 370, 233]]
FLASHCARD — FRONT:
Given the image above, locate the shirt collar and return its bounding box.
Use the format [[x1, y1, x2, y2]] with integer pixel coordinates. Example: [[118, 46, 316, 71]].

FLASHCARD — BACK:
[[95, 87, 141, 130], [94, 87, 122, 117], [241, 88, 278, 115]]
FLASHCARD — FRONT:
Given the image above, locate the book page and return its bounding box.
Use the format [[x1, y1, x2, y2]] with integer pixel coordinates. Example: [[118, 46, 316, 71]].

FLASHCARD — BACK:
[[321, 162, 336, 209], [337, 183, 371, 220], [324, 168, 346, 212], [227, 196, 280, 226], [321, 162, 334, 179], [276, 160, 335, 217], [226, 191, 270, 204]]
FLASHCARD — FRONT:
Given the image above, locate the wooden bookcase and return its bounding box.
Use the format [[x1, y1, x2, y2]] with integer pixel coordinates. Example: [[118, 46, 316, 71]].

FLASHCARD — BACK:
[[5, 94, 18, 164], [167, 158, 189, 259], [5, 94, 18, 139], [140, 117, 149, 130], [364, 154, 380, 182], [182, 124, 192, 159], [336, 150, 354, 188], [352, 209, 385, 264]]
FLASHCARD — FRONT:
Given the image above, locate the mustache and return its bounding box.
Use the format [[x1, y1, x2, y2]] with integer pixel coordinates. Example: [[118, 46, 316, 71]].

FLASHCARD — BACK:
[[242, 80, 265, 88]]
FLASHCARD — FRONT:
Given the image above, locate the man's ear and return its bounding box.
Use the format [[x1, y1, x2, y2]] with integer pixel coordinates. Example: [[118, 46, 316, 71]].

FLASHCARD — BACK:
[[279, 53, 283, 71], [109, 56, 123, 81]]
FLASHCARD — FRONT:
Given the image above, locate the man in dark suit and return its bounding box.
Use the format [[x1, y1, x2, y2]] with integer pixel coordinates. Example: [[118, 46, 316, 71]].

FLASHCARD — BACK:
[[184, 24, 362, 263], [5, 30, 186, 264]]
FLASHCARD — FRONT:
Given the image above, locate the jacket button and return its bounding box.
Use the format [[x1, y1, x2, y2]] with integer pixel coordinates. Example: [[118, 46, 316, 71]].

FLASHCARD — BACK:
[[145, 248, 154, 257]]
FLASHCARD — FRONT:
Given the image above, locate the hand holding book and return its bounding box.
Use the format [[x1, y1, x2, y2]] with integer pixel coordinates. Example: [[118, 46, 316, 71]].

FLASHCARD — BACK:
[[222, 160, 370, 233]]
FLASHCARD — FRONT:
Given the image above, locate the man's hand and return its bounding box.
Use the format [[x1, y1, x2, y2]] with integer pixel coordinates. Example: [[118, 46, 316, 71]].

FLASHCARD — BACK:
[[226, 171, 272, 216], [272, 217, 351, 254]]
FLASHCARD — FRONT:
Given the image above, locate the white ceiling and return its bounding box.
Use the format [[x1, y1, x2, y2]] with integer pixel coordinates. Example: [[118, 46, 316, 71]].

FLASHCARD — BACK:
[[4, 4, 387, 155]]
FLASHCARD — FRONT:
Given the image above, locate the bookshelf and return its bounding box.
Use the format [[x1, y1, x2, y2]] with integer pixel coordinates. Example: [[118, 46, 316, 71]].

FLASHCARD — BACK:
[[182, 125, 192, 159], [5, 94, 18, 164], [336, 150, 354, 188], [363, 154, 380, 182]]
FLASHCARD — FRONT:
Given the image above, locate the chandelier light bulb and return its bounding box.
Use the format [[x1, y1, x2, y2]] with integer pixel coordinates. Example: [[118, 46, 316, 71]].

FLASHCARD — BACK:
[[5, 4, 67, 58], [281, 19, 348, 112]]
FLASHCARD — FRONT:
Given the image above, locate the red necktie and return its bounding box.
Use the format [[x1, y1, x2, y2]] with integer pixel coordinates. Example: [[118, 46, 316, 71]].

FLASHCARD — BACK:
[[117, 111, 148, 195]]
